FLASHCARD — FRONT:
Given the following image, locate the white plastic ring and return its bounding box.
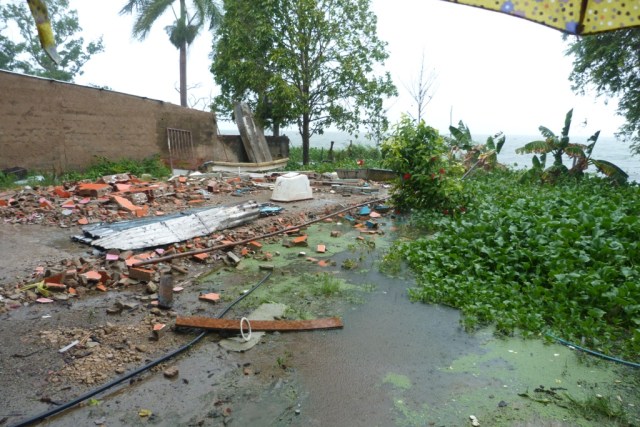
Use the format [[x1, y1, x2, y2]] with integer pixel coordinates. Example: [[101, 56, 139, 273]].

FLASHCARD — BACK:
[[239, 317, 252, 342]]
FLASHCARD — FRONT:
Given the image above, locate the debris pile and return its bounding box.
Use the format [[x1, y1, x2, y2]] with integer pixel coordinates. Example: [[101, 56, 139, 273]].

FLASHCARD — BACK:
[[0, 172, 272, 227], [0, 171, 379, 227], [39, 319, 184, 385], [0, 168, 390, 313]]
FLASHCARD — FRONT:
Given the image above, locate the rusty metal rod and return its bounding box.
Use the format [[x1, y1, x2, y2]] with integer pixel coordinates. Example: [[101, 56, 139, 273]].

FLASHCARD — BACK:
[[133, 195, 390, 267]]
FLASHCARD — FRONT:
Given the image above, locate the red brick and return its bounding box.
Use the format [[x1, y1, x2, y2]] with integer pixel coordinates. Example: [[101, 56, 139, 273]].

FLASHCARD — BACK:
[[128, 267, 155, 282], [112, 195, 139, 212], [77, 183, 111, 198], [135, 205, 149, 217], [39, 197, 54, 209], [199, 293, 220, 303], [44, 282, 66, 292], [192, 253, 209, 262], [61, 199, 76, 209], [248, 241, 262, 250], [44, 273, 64, 284], [316, 244, 326, 253], [82, 270, 101, 281], [292, 235, 308, 246], [53, 186, 72, 198]]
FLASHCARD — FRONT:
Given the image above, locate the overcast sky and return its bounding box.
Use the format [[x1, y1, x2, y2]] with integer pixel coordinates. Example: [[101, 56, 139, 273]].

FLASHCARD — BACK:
[[68, 0, 624, 138]]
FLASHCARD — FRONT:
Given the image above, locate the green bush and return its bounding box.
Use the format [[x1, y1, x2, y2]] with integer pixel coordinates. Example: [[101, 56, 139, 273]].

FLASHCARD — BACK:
[[381, 116, 465, 212]]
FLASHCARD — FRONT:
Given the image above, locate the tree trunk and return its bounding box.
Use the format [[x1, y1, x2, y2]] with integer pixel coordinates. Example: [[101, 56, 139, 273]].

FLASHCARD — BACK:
[[273, 122, 280, 137], [179, 0, 187, 107], [302, 112, 310, 165], [180, 40, 187, 107]]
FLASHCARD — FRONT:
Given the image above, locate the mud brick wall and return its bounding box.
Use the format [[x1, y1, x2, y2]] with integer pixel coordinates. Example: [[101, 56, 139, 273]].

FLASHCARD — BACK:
[[0, 70, 218, 174]]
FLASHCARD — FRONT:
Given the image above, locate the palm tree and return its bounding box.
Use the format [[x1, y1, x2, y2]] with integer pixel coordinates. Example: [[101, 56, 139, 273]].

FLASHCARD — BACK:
[[120, 0, 222, 107]]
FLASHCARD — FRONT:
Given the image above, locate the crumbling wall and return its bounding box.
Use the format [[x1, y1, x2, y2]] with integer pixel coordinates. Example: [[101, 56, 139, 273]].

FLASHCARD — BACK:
[[0, 70, 217, 174], [216, 135, 290, 163]]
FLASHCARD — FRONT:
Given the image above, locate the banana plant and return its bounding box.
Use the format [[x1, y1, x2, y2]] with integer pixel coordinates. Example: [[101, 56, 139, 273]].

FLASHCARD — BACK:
[[448, 121, 505, 178], [516, 109, 628, 184]]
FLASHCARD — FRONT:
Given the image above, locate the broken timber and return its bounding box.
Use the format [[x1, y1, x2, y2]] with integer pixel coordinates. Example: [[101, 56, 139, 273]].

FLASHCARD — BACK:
[[175, 316, 343, 332], [77, 200, 260, 250]]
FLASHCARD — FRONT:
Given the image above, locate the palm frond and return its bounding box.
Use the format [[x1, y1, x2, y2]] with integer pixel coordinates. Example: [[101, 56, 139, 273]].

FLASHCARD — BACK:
[[591, 159, 629, 183], [532, 155, 541, 169], [584, 130, 600, 157], [538, 126, 556, 140], [119, 0, 145, 15], [131, 0, 175, 40], [561, 108, 573, 141], [564, 144, 587, 159], [516, 140, 548, 154]]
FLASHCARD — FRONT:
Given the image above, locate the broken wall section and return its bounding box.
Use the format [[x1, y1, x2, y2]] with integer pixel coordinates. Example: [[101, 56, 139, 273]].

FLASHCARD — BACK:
[[215, 135, 290, 164], [0, 70, 218, 174]]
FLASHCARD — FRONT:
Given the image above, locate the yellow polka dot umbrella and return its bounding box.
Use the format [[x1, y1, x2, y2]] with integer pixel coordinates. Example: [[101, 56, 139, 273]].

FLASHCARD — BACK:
[[26, 0, 60, 64], [440, 0, 640, 35]]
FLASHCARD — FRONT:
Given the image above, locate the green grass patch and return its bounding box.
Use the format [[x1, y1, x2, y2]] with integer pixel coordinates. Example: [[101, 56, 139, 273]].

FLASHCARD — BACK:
[[0, 155, 171, 190], [285, 143, 384, 172], [397, 171, 640, 360]]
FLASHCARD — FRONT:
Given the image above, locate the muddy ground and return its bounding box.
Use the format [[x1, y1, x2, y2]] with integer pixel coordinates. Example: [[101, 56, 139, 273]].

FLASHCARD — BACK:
[[2, 174, 639, 427], [0, 173, 386, 427]]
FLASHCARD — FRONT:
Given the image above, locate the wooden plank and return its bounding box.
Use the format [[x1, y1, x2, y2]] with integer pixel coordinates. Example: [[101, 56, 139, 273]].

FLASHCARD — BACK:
[[175, 316, 343, 331]]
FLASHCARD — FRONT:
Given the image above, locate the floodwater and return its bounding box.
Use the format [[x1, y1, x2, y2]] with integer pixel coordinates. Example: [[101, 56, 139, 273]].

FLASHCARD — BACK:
[[226, 221, 639, 427], [37, 219, 639, 427]]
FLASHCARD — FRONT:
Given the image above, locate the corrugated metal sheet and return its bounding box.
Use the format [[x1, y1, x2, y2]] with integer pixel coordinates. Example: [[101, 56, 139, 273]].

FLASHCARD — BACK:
[[78, 201, 260, 250]]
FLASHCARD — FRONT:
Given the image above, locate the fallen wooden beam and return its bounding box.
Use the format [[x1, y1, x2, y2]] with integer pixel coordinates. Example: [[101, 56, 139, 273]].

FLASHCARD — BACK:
[[175, 316, 343, 332]]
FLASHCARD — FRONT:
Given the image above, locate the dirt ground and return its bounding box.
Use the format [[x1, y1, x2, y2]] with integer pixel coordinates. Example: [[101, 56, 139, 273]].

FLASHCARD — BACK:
[[0, 172, 388, 426]]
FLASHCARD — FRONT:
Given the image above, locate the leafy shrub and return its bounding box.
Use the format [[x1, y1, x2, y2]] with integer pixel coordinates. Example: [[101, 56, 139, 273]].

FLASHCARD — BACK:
[[399, 171, 640, 359], [381, 116, 465, 212]]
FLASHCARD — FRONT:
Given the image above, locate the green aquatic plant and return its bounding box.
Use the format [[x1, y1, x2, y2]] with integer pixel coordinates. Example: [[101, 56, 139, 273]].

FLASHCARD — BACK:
[[401, 171, 640, 359]]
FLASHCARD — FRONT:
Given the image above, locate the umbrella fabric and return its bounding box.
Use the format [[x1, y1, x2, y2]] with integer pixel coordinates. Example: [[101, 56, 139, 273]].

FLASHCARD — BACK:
[[440, 0, 640, 35]]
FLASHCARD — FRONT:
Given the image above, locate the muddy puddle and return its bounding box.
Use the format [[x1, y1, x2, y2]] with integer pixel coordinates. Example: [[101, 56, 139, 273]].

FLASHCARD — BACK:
[[32, 218, 639, 426]]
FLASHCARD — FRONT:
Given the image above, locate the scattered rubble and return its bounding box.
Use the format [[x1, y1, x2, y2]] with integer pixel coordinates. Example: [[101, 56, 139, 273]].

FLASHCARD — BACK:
[[0, 168, 392, 413], [0, 171, 390, 312]]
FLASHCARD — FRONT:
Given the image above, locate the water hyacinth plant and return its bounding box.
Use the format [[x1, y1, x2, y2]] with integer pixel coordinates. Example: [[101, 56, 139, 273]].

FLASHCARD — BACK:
[[395, 171, 640, 360]]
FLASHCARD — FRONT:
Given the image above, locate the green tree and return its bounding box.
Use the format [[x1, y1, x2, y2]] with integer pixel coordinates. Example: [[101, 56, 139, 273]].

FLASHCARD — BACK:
[[121, 0, 222, 107], [0, 0, 103, 81], [566, 29, 640, 154], [211, 0, 291, 135], [212, 0, 397, 165]]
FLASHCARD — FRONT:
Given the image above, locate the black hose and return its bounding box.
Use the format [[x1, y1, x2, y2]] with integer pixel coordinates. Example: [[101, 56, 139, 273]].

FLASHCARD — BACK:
[[11, 271, 273, 427], [546, 333, 640, 369]]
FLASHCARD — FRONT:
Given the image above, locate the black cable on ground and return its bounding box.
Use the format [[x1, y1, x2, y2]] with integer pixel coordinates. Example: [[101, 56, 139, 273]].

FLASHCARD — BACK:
[[546, 333, 640, 369], [11, 271, 273, 427]]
